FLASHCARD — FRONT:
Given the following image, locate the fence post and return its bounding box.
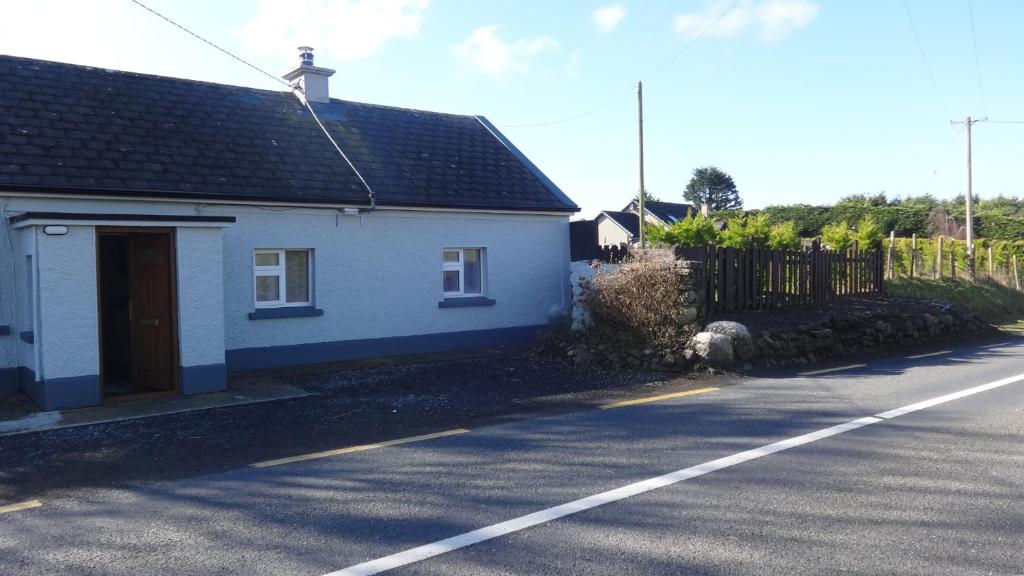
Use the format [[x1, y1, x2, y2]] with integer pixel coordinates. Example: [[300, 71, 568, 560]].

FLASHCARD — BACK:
[[950, 242, 956, 281], [910, 234, 917, 278], [936, 237, 943, 280], [1014, 255, 1021, 290], [988, 245, 994, 278], [885, 231, 894, 280]]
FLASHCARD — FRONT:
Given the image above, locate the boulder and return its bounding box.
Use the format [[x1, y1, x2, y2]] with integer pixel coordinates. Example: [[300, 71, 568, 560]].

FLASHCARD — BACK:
[[704, 320, 755, 360], [689, 332, 734, 365]]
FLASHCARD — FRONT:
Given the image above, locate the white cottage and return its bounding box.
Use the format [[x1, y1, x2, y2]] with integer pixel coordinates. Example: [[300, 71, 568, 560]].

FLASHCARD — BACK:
[[0, 52, 578, 410]]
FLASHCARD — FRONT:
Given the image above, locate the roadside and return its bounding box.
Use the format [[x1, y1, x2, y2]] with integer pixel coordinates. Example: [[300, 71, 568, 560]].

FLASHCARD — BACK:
[[0, 350, 729, 504]]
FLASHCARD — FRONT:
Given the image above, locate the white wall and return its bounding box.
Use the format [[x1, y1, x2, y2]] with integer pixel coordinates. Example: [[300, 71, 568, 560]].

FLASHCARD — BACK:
[[0, 194, 571, 370], [215, 205, 569, 352], [597, 215, 632, 246], [0, 210, 16, 376], [35, 225, 99, 381], [13, 226, 35, 375], [176, 227, 226, 370]]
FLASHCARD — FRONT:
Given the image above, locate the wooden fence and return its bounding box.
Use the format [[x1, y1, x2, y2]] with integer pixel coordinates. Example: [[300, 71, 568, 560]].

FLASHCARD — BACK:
[[676, 242, 884, 314], [882, 234, 1023, 289]]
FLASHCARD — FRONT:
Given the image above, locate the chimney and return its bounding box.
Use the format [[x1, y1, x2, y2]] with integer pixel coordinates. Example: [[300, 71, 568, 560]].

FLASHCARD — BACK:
[[282, 46, 335, 104], [700, 203, 710, 218]]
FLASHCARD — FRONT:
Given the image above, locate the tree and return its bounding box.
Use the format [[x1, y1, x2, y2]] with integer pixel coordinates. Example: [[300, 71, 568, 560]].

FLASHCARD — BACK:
[[683, 166, 742, 211], [719, 214, 770, 249], [855, 215, 884, 249], [769, 221, 801, 250], [821, 221, 854, 252], [632, 189, 661, 203]]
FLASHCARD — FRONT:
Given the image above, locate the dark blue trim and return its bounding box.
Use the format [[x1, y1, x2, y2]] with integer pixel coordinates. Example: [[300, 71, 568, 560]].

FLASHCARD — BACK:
[[180, 363, 227, 395], [20, 370, 101, 411], [0, 325, 10, 336], [226, 324, 544, 371], [19, 331, 34, 344], [438, 297, 497, 308], [248, 306, 324, 320], [0, 367, 16, 398]]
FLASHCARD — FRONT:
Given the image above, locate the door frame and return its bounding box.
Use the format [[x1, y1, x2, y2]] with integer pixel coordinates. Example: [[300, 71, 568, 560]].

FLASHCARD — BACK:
[[95, 226, 181, 402]]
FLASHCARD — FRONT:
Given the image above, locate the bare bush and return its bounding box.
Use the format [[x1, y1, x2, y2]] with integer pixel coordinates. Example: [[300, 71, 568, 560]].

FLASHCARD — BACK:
[[582, 250, 698, 352]]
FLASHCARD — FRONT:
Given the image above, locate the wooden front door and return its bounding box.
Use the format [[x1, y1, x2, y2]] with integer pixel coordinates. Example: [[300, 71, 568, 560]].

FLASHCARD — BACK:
[[128, 233, 177, 391]]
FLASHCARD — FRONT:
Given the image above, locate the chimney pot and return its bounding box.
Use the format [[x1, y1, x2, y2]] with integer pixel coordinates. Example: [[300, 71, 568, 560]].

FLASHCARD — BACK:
[[282, 46, 336, 103]]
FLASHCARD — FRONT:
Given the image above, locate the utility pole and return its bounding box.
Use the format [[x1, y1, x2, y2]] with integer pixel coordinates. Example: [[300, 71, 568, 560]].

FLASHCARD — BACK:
[[637, 81, 646, 250], [952, 115, 987, 282], [965, 115, 975, 281]]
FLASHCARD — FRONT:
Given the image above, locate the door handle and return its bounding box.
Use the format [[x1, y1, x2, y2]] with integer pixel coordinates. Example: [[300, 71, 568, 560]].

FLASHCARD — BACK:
[[140, 318, 159, 327]]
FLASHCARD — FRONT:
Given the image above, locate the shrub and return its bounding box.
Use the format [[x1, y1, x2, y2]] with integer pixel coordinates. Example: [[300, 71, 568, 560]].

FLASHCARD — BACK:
[[855, 215, 884, 250], [583, 250, 697, 351], [768, 221, 801, 250], [821, 221, 854, 252], [719, 213, 771, 249], [647, 215, 718, 247]]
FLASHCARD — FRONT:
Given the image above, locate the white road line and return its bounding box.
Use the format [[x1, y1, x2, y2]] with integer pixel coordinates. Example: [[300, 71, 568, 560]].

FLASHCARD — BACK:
[[0, 499, 42, 514], [905, 350, 951, 360], [322, 371, 1024, 576], [798, 363, 867, 376]]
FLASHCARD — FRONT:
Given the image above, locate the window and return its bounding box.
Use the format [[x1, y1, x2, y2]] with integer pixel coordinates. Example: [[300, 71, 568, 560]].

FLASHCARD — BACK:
[[254, 249, 312, 308], [442, 248, 483, 297]]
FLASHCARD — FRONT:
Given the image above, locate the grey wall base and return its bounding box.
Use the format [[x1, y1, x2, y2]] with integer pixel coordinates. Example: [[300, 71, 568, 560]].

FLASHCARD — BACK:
[[226, 324, 544, 371], [0, 367, 16, 398], [19, 368, 102, 411], [181, 363, 227, 395]]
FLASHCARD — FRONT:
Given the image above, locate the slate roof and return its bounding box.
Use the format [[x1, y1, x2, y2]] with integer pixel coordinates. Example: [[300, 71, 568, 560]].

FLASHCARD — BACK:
[[623, 200, 693, 224], [0, 55, 577, 212], [600, 210, 640, 237]]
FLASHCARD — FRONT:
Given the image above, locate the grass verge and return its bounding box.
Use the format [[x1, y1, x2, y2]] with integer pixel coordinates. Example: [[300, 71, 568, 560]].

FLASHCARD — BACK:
[[887, 278, 1024, 326]]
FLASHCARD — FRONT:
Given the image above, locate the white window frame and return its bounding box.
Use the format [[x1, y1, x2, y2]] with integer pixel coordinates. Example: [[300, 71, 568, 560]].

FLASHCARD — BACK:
[[254, 249, 313, 308], [442, 248, 484, 298]]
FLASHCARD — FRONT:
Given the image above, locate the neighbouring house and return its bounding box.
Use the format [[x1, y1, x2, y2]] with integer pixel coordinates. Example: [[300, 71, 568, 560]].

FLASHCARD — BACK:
[[595, 200, 694, 246], [0, 51, 578, 410], [623, 199, 695, 227], [595, 211, 640, 246]]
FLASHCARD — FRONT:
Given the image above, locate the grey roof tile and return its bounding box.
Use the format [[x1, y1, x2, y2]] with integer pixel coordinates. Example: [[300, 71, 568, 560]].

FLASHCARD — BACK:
[[0, 55, 577, 212]]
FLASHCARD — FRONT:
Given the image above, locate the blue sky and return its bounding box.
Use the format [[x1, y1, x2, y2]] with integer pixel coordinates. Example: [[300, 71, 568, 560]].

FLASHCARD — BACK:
[[1, 0, 1021, 218]]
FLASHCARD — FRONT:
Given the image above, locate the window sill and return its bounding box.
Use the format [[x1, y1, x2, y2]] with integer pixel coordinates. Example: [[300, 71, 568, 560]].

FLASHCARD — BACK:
[[19, 331, 34, 344], [0, 325, 10, 336], [248, 306, 324, 320], [438, 297, 496, 309]]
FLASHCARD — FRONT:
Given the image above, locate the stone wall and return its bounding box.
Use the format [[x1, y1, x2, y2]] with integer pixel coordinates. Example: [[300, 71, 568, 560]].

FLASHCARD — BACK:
[[749, 302, 988, 367]]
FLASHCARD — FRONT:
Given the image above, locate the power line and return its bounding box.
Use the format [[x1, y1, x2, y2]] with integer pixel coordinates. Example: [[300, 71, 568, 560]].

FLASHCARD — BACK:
[[127, 0, 378, 203], [500, 0, 744, 129], [128, 0, 288, 88], [901, 0, 949, 117], [967, 0, 987, 114], [984, 120, 1024, 124]]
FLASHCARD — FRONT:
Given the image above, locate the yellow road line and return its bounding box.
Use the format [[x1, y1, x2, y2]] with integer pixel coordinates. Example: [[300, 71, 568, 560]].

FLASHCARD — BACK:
[[906, 350, 952, 359], [251, 428, 470, 468], [0, 499, 42, 514], [798, 364, 867, 377], [599, 387, 718, 410]]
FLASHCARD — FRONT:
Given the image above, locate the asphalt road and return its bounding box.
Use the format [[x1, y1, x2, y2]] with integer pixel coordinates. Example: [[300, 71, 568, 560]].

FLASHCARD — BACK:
[[2, 339, 1023, 575]]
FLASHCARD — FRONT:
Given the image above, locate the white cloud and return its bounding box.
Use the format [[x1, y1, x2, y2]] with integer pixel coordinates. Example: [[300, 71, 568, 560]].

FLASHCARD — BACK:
[[453, 25, 558, 77], [673, 0, 819, 43], [567, 51, 581, 77], [593, 4, 627, 32], [236, 0, 429, 62]]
